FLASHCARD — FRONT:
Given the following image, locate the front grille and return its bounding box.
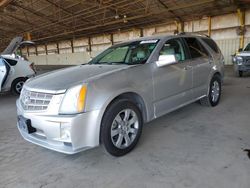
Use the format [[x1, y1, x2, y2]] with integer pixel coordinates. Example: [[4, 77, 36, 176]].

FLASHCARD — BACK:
[[20, 89, 53, 111]]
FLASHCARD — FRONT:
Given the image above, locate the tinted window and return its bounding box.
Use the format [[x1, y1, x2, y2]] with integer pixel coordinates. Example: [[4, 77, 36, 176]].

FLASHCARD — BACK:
[[184, 38, 209, 58], [202, 38, 219, 53], [4, 58, 17, 66], [159, 39, 186, 62], [244, 43, 250, 51]]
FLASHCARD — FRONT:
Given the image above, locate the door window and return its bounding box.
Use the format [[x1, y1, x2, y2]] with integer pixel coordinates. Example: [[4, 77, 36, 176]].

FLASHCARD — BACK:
[[184, 38, 209, 58], [159, 39, 186, 62], [244, 43, 250, 51], [202, 38, 220, 53]]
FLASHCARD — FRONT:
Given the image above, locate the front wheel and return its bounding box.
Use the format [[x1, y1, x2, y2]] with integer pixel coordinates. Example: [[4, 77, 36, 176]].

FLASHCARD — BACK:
[[200, 75, 221, 107], [101, 99, 143, 157]]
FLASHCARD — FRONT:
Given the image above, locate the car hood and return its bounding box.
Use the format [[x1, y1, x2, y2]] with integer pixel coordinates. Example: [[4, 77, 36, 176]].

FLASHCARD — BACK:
[[24, 64, 130, 93], [237, 51, 250, 57]]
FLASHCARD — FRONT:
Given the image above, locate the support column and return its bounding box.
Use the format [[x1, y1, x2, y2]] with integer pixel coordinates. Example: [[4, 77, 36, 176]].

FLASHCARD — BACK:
[[88, 37, 92, 52], [56, 42, 59, 54], [45, 44, 48, 55], [175, 21, 184, 34], [25, 32, 31, 41], [237, 8, 245, 49], [35, 45, 38, 56], [71, 39, 74, 53], [140, 28, 144, 37], [208, 16, 212, 37], [110, 33, 114, 45]]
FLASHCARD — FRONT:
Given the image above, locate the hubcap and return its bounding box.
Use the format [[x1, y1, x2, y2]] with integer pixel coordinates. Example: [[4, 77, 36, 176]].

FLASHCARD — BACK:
[[16, 81, 24, 93], [211, 80, 220, 103], [111, 109, 139, 149]]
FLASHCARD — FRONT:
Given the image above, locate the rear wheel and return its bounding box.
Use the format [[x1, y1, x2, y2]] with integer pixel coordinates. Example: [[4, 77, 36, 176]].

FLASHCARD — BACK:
[[11, 77, 27, 95], [200, 75, 221, 107], [101, 99, 143, 157]]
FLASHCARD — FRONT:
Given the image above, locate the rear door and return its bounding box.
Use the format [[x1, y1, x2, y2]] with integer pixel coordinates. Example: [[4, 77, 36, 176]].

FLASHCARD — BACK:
[[0, 58, 8, 92], [183, 37, 212, 98]]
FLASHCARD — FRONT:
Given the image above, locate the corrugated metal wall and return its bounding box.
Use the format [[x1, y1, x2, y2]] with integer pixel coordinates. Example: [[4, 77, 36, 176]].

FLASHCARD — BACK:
[[215, 38, 240, 65], [25, 11, 250, 66]]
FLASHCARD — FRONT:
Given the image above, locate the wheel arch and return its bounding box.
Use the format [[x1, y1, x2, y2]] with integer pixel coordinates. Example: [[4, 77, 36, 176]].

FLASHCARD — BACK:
[[103, 92, 148, 123], [213, 71, 222, 81], [99, 92, 148, 144]]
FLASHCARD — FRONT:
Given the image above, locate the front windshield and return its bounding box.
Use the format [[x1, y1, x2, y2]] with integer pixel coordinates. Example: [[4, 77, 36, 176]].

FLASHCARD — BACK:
[[89, 40, 159, 65], [244, 43, 250, 51]]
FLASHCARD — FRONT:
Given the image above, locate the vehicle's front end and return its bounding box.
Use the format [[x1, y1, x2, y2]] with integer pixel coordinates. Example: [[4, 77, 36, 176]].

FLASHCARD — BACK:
[[233, 43, 250, 77], [17, 84, 102, 154], [233, 53, 250, 77]]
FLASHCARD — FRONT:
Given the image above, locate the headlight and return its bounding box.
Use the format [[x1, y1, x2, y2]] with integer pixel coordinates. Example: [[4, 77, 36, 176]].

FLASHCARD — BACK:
[[236, 56, 243, 65], [59, 85, 87, 114]]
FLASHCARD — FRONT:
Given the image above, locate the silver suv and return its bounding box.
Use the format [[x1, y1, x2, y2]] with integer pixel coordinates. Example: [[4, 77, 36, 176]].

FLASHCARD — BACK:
[[233, 43, 250, 77], [17, 33, 224, 156]]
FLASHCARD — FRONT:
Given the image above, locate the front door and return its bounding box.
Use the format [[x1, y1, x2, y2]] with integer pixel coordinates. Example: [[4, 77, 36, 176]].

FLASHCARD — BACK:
[[153, 38, 193, 118], [0, 58, 8, 92]]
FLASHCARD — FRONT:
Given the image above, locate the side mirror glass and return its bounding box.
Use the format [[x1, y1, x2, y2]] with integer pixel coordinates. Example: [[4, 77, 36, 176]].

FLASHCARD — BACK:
[[238, 48, 243, 52], [156, 54, 177, 67]]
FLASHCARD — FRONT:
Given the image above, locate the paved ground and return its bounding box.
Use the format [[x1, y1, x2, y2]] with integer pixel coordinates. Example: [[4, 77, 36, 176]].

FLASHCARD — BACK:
[[0, 67, 250, 188]]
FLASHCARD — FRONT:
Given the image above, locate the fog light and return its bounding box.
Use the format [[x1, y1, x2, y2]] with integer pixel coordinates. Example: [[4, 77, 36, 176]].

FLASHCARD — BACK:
[[60, 124, 71, 142]]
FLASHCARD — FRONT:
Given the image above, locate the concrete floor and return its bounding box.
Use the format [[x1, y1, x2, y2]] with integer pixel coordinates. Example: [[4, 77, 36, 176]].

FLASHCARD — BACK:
[[0, 67, 250, 188]]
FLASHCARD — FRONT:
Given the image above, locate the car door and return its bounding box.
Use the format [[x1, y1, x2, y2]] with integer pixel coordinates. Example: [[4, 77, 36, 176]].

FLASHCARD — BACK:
[[183, 37, 212, 99], [153, 38, 193, 118], [0, 58, 8, 92]]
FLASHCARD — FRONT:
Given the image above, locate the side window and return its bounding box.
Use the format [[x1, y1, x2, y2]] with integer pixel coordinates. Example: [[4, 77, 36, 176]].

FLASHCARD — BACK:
[[4, 58, 17, 66], [202, 38, 219, 53], [244, 43, 250, 51], [184, 38, 209, 58], [159, 39, 186, 62]]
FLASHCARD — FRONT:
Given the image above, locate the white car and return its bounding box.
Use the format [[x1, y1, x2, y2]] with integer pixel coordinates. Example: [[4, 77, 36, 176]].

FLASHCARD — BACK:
[[0, 37, 36, 95]]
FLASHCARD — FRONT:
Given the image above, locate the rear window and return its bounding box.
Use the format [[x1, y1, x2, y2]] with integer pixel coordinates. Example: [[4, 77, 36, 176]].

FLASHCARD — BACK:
[[202, 38, 219, 53], [3, 58, 17, 66], [184, 37, 209, 59]]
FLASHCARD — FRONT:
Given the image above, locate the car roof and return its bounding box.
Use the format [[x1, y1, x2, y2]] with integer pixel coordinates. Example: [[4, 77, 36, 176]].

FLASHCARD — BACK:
[[113, 33, 210, 47]]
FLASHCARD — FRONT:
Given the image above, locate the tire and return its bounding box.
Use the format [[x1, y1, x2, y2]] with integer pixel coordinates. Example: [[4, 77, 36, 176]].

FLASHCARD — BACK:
[[11, 77, 27, 95], [239, 71, 243, 77], [200, 75, 221, 107], [101, 99, 143, 157]]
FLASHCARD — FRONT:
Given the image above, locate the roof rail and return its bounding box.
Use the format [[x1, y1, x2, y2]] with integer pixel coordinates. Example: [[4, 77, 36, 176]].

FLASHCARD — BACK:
[[177, 32, 210, 38]]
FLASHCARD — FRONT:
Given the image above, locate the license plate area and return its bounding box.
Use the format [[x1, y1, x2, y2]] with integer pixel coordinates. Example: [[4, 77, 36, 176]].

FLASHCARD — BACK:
[[18, 115, 36, 134]]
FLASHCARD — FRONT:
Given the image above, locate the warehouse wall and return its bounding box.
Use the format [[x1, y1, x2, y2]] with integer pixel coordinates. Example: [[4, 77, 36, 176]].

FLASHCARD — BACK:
[[24, 10, 250, 66]]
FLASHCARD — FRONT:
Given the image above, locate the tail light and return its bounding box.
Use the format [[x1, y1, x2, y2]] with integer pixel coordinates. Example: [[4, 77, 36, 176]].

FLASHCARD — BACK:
[[29, 63, 36, 73]]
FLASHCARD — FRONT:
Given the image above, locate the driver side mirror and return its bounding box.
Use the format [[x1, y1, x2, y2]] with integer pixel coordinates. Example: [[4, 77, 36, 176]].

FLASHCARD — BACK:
[[238, 48, 243, 52], [156, 54, 177, 67]]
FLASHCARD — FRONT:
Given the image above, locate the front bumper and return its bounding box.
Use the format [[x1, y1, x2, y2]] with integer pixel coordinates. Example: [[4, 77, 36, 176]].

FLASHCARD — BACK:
[[17, 100, 101, 154], [234, 64, 250, 72]]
